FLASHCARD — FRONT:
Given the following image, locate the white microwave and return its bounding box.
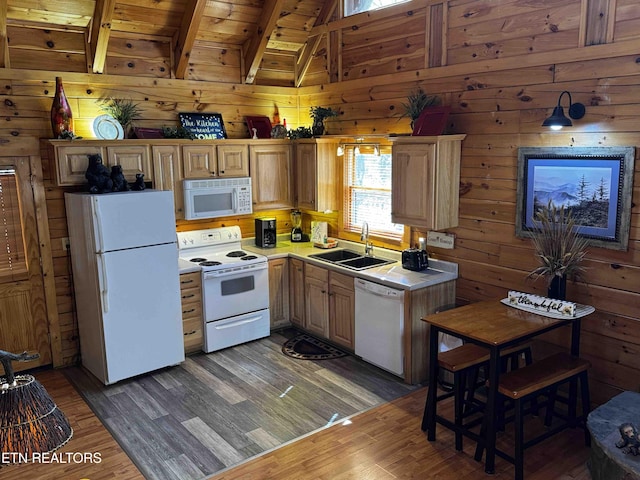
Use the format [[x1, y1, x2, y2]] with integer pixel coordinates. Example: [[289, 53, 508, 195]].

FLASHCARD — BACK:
[[183, 177, 253, 220]]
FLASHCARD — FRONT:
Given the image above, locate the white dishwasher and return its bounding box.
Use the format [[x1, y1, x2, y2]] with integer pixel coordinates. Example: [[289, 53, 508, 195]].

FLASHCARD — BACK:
[[354, 278, 405, 377]]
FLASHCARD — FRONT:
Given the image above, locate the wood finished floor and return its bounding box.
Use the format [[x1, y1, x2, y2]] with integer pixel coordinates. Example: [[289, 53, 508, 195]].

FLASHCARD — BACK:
[[1, 342, 592, 480], [64, 330, 418, 480], [0, 368, 143, 480], [210, 387, 592, 480]]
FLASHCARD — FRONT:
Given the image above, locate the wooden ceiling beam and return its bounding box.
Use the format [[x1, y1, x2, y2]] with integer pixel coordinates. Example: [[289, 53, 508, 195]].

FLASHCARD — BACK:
[[174, 0, 207, 80], [243, 0, 285, 84], [89, 0, 117, 74], [295, 0, 338, 88], [0, 0, 8, 68]]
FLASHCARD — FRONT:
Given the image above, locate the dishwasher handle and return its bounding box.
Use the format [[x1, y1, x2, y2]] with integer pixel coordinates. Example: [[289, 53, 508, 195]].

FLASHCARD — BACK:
[[354, 278, 404, 300]]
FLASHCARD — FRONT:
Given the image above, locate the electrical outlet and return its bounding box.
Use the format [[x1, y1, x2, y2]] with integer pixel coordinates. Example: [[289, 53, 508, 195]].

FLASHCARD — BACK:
[[61, 237, 70, 251]]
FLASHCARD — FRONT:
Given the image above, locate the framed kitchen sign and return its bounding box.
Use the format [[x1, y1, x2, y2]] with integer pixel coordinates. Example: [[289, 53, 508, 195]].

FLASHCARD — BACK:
[[516, 146, 635, 251], [178, 112, 227, 139]]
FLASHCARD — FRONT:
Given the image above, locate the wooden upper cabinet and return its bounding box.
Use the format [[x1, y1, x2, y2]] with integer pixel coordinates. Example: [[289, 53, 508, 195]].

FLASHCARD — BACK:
[[107, 145, 152, 181], [250, 143, 293, 210], [52, 144, 105, 185], [44, 140, 154, 186], [294, 140, 339, 212], [182, 144, 249, 178], [217, 144, 249, 177], [182, 144, 217, 178], [152, 145, 184, 218], [391, 135, 465, 230]]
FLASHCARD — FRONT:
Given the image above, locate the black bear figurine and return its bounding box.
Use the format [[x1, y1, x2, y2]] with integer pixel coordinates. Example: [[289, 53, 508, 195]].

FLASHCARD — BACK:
[[110, 165, 129, 192], [85, 153, 113, 194], [131, 173, 146, 191]]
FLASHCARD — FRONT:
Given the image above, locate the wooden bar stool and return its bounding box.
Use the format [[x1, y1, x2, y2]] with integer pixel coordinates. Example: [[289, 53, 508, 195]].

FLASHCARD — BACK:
[[421, 342, 533, 451], [478, 352, 591, 480]]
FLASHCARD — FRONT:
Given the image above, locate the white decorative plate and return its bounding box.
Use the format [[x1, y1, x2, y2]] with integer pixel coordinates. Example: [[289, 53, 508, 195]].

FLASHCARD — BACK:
[[93, 115, 124, 140]]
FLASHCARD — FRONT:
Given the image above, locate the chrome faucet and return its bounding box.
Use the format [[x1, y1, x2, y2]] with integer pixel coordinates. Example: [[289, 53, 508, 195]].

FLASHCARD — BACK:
[[361, 221, 373, 257]]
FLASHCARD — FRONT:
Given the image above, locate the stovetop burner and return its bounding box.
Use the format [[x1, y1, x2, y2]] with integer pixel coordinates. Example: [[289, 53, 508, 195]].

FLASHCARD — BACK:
[[200, 261, 222, 267], [177, 227, 267, 272]]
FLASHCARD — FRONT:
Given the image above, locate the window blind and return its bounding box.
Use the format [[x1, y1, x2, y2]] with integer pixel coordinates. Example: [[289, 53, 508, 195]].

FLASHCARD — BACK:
[[342, 145, 404, 240], [0, 169, 28, 279]]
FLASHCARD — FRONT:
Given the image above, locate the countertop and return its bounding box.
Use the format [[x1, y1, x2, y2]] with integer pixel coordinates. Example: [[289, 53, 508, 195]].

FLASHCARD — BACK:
[[177, 235, 457, 290], [242, 236, 458, 291]]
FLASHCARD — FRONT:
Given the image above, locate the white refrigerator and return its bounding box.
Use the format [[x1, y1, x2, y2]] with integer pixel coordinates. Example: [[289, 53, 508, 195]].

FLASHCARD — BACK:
[[65, 190, 184, 385]]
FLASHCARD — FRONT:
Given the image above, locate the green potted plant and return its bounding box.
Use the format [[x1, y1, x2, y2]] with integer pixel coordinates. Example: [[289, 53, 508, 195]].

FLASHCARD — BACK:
[[99, 98, 143, 138], [526, 201, 589, 300], [398, 88, 440, 130], [309, 106, 339, 136]]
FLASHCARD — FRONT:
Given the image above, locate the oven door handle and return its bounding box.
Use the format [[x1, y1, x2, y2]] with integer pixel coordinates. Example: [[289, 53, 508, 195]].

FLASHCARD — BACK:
[[203, 262, 268, 280]]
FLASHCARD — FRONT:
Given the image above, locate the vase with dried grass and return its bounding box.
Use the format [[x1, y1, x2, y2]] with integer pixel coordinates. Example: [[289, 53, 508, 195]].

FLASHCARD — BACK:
[[526, 201, 589, 300]]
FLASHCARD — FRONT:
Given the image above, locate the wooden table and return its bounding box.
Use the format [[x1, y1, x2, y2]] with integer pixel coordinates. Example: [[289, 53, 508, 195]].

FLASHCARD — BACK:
[[422, 298, 584, 474]]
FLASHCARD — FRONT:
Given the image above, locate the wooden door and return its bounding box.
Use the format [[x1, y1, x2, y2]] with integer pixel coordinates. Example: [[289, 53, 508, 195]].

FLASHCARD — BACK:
[[329, 272, 355, 350], [183, 144, 217, 178], [304, 263, 329, 338], [289, 258, 305, 328], [107, 145, 152, 182], [268, 258, 289, 329], [217, 144, 249, 177], [0, 157, 51, 374], [250, 144, 293, 210], [54, 144, 104, 185], [152, 145, 184, 218], [295, 143, 317, 210]]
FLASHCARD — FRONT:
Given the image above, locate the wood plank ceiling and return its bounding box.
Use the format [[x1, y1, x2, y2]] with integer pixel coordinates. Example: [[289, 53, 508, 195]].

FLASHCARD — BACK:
[[2, 0, 330, 85]]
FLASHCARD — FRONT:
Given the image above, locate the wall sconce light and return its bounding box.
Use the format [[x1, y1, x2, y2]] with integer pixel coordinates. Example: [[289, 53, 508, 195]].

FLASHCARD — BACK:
[[336, 138, 380, 156], [541, 90, 586, 130]]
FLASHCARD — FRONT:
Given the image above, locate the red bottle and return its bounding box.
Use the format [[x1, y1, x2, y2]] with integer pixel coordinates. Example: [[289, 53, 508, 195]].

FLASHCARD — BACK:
[[50, 77, 73, 138]]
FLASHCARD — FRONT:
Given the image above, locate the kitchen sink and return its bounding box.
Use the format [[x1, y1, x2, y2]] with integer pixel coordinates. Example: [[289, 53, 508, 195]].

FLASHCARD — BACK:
[[340, 256, 394, 269], [308, 249, 396, 271], [309, 249, 362, 262]]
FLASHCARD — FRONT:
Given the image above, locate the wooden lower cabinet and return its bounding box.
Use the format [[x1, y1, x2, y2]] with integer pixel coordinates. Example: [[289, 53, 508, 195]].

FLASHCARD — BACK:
[[179, 271, 203, 354], [289, 258, 305, 328], [303, 262, 355, 350], [304, 263, 329, 338], [268, 258, 289, 329], [328, 271, 355, 350]]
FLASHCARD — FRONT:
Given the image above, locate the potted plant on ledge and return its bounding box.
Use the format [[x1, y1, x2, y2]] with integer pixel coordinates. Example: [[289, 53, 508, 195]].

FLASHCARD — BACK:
[[310, 106, 339, 136], [398, 88, 440, 130], [526, 201, 589, 300]]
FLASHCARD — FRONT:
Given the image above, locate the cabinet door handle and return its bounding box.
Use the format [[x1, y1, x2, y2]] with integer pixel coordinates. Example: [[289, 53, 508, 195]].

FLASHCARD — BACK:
[[182, 308, 196, 314], [220, 170, 225, 174], [182, 293, 195, 299], [181, 279, 194, 285], [184, 330, 197, 336]]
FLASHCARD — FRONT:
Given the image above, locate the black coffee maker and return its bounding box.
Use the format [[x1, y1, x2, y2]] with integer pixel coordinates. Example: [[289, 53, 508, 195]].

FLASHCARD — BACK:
[[255, 218, 276, 248]]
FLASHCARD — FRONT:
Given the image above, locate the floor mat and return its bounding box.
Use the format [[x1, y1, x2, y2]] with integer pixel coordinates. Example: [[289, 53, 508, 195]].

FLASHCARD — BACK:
[[282, 333, 347, 360]]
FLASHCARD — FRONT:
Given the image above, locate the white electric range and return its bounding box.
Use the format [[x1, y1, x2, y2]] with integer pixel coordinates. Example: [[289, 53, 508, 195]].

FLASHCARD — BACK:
[[177, 226, 270, 352]]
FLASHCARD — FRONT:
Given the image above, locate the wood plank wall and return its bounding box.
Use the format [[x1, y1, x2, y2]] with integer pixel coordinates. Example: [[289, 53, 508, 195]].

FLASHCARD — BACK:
[[298, 0, 640, 405], [0, 0, 639, 405]]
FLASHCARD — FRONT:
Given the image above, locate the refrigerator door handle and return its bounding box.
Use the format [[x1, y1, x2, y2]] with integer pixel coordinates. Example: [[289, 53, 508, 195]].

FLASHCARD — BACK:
[[97, 253, 109, 313], [92, 197, 105, 253]]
